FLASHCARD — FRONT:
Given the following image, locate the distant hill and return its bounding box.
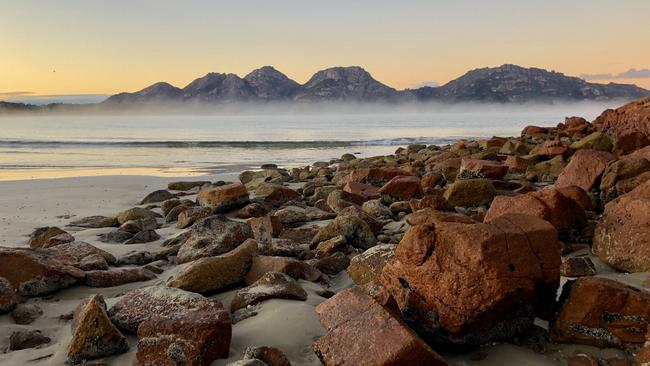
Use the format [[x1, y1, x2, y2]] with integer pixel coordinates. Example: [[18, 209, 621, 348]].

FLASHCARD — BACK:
[[3, 64, 649, 113]]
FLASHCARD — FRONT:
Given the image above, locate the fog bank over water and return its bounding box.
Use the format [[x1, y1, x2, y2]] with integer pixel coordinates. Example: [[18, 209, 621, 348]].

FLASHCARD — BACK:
[[0, 100, 624, 180]]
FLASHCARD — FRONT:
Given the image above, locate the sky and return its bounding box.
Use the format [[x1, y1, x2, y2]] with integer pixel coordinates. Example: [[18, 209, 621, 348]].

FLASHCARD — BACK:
[[1, 0, 650, 101]]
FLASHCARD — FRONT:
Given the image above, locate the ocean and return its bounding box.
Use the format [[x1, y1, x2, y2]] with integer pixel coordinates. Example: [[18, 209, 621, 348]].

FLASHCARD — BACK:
[[0, 102, 621, 180]]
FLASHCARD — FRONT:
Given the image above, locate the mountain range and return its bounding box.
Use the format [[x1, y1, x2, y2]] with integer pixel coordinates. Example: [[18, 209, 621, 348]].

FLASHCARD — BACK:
[[2, 64, 649, 113]]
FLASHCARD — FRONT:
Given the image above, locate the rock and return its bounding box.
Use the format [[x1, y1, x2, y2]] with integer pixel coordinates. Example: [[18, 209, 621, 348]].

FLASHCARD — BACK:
[[231, 271, 307, 312], [274, 206, 308, 226], [343, 182, 380, 201], [381, 213, 561, 347], [458, 158, 508, 180], [378, 175, 423, 202], [615, 131, 650, 155], [409, 191, 453, 212], [27, 226, 71, 248], [347, 167, 411, 186], [168, 239, 258, 294], [69, 215, 118, 228], [522, 125, 550, 138], [570, 132, 613, 152], [256, 183, 302, 207], [109, 285, 223, 333], [313, 287, 447, 366], [176, 215, 253, 264], [237, 202, 272, 219], [443, 178, 496, 207], [228, 360, 267, 366], [485, 189, 587, 236], [315, 235, 348, 258], [533, 140, 571, 159], [593, 180, 650, 272], [245, 256, 321, 285], [500, 139, 530, 155], [550, 277, 650, 349], [505, 155, 534, 173], [84, 268, 156, 287], [337, 206, 383, 233], [119, 217, 158, 234], [599, 157, 650, 202], [257, 238, 305, 257], [0, 277, 17, 313], [243, 346, 291, 366], [136, 297, 231, 366], [161, 198, 182, 215], [556, 149, 615, 191], [175, 207, 211, 229], [529, 155, 566, 180], [279, 225, 320, 244], [637, 329, 650, 365], [249, 216, 283, 242], [51, 241, 117, 266], [311, 214, 376, 249], [99, 230, 134, 243], [0, 247, 85, 296], [593, 97, 650, 146], [11, 303, 42, 324], [326, 190, 361, 212], [168, 181, 211, 191], [124, 229, 160, 244], [304, 206, 336, 221], [560, 257, 596, 277], [141, 189, 175, 204], [9, 330, 51, 351], [315, 252, 351, 275], [197, 182, 250, 213], [78, 254, 109, 271], [165, 203, 192, 223], [556, 185, 594, 211], [116, 207, 160, 225], [362, 199, 393, 219], [347, 244, 395, 286], [67, 295, 128, 363]]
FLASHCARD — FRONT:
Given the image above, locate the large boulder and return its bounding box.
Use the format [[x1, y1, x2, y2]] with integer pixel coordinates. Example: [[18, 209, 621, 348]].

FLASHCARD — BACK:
[[313, 287, 447, 366], [593, 179, 650, 272], [555, 149, 615, 191], [570, 132, 613, 152], [136, 296, 231, 366], [381, 213, 561, 347], [593, 97, 650, 151], [0, 247, 85, 296], [168, 239, 258, 294], [197, 182, 250, 213], [599, 157, 650, 202], [550, 277, 650, 349], [378, 175, 423, 202], [176, 215, 253, 263], [67, 295, 128, 363]]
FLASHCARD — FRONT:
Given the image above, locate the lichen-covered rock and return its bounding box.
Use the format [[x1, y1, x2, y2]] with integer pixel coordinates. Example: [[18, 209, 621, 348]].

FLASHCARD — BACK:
[[550, 277, 650, 349], [593, 179, 650, 272], [570, 132, 613, 152], [443, 179, 496, 207], [0, 247, 85, 296], [381, 213, 561, 347], [197, 182, 250, 213], [140, 189, 175, 204], [313, 287, 447, 366], [231, 271, 307, 312], [347, 244, 395, 286], [84, 268, 156, 287], [136, 295, 231, 366], [116, 207, 160, 225], [176, 215, 253, 264], [168, 239, 258, 294], [67, 294, 128, 364], [28, 226, 73, 248], [245, 256, 321, 285], [311, 214, 376, 249]]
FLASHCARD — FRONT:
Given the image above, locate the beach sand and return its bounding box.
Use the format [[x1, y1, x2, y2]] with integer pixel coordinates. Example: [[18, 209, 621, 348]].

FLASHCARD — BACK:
[[0, 174, 644, 365]]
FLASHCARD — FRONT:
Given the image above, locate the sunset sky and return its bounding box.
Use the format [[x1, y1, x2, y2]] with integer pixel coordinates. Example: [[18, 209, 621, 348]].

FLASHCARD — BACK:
[[2, 0, 650, 100]]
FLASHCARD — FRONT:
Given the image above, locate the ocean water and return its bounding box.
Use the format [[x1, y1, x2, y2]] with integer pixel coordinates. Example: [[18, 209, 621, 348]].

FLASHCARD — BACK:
[[0, 102, 621, 180]]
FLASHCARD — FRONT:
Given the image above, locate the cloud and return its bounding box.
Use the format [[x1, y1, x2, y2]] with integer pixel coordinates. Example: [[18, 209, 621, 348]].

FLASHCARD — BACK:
[[581, 68, 650, 80]]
